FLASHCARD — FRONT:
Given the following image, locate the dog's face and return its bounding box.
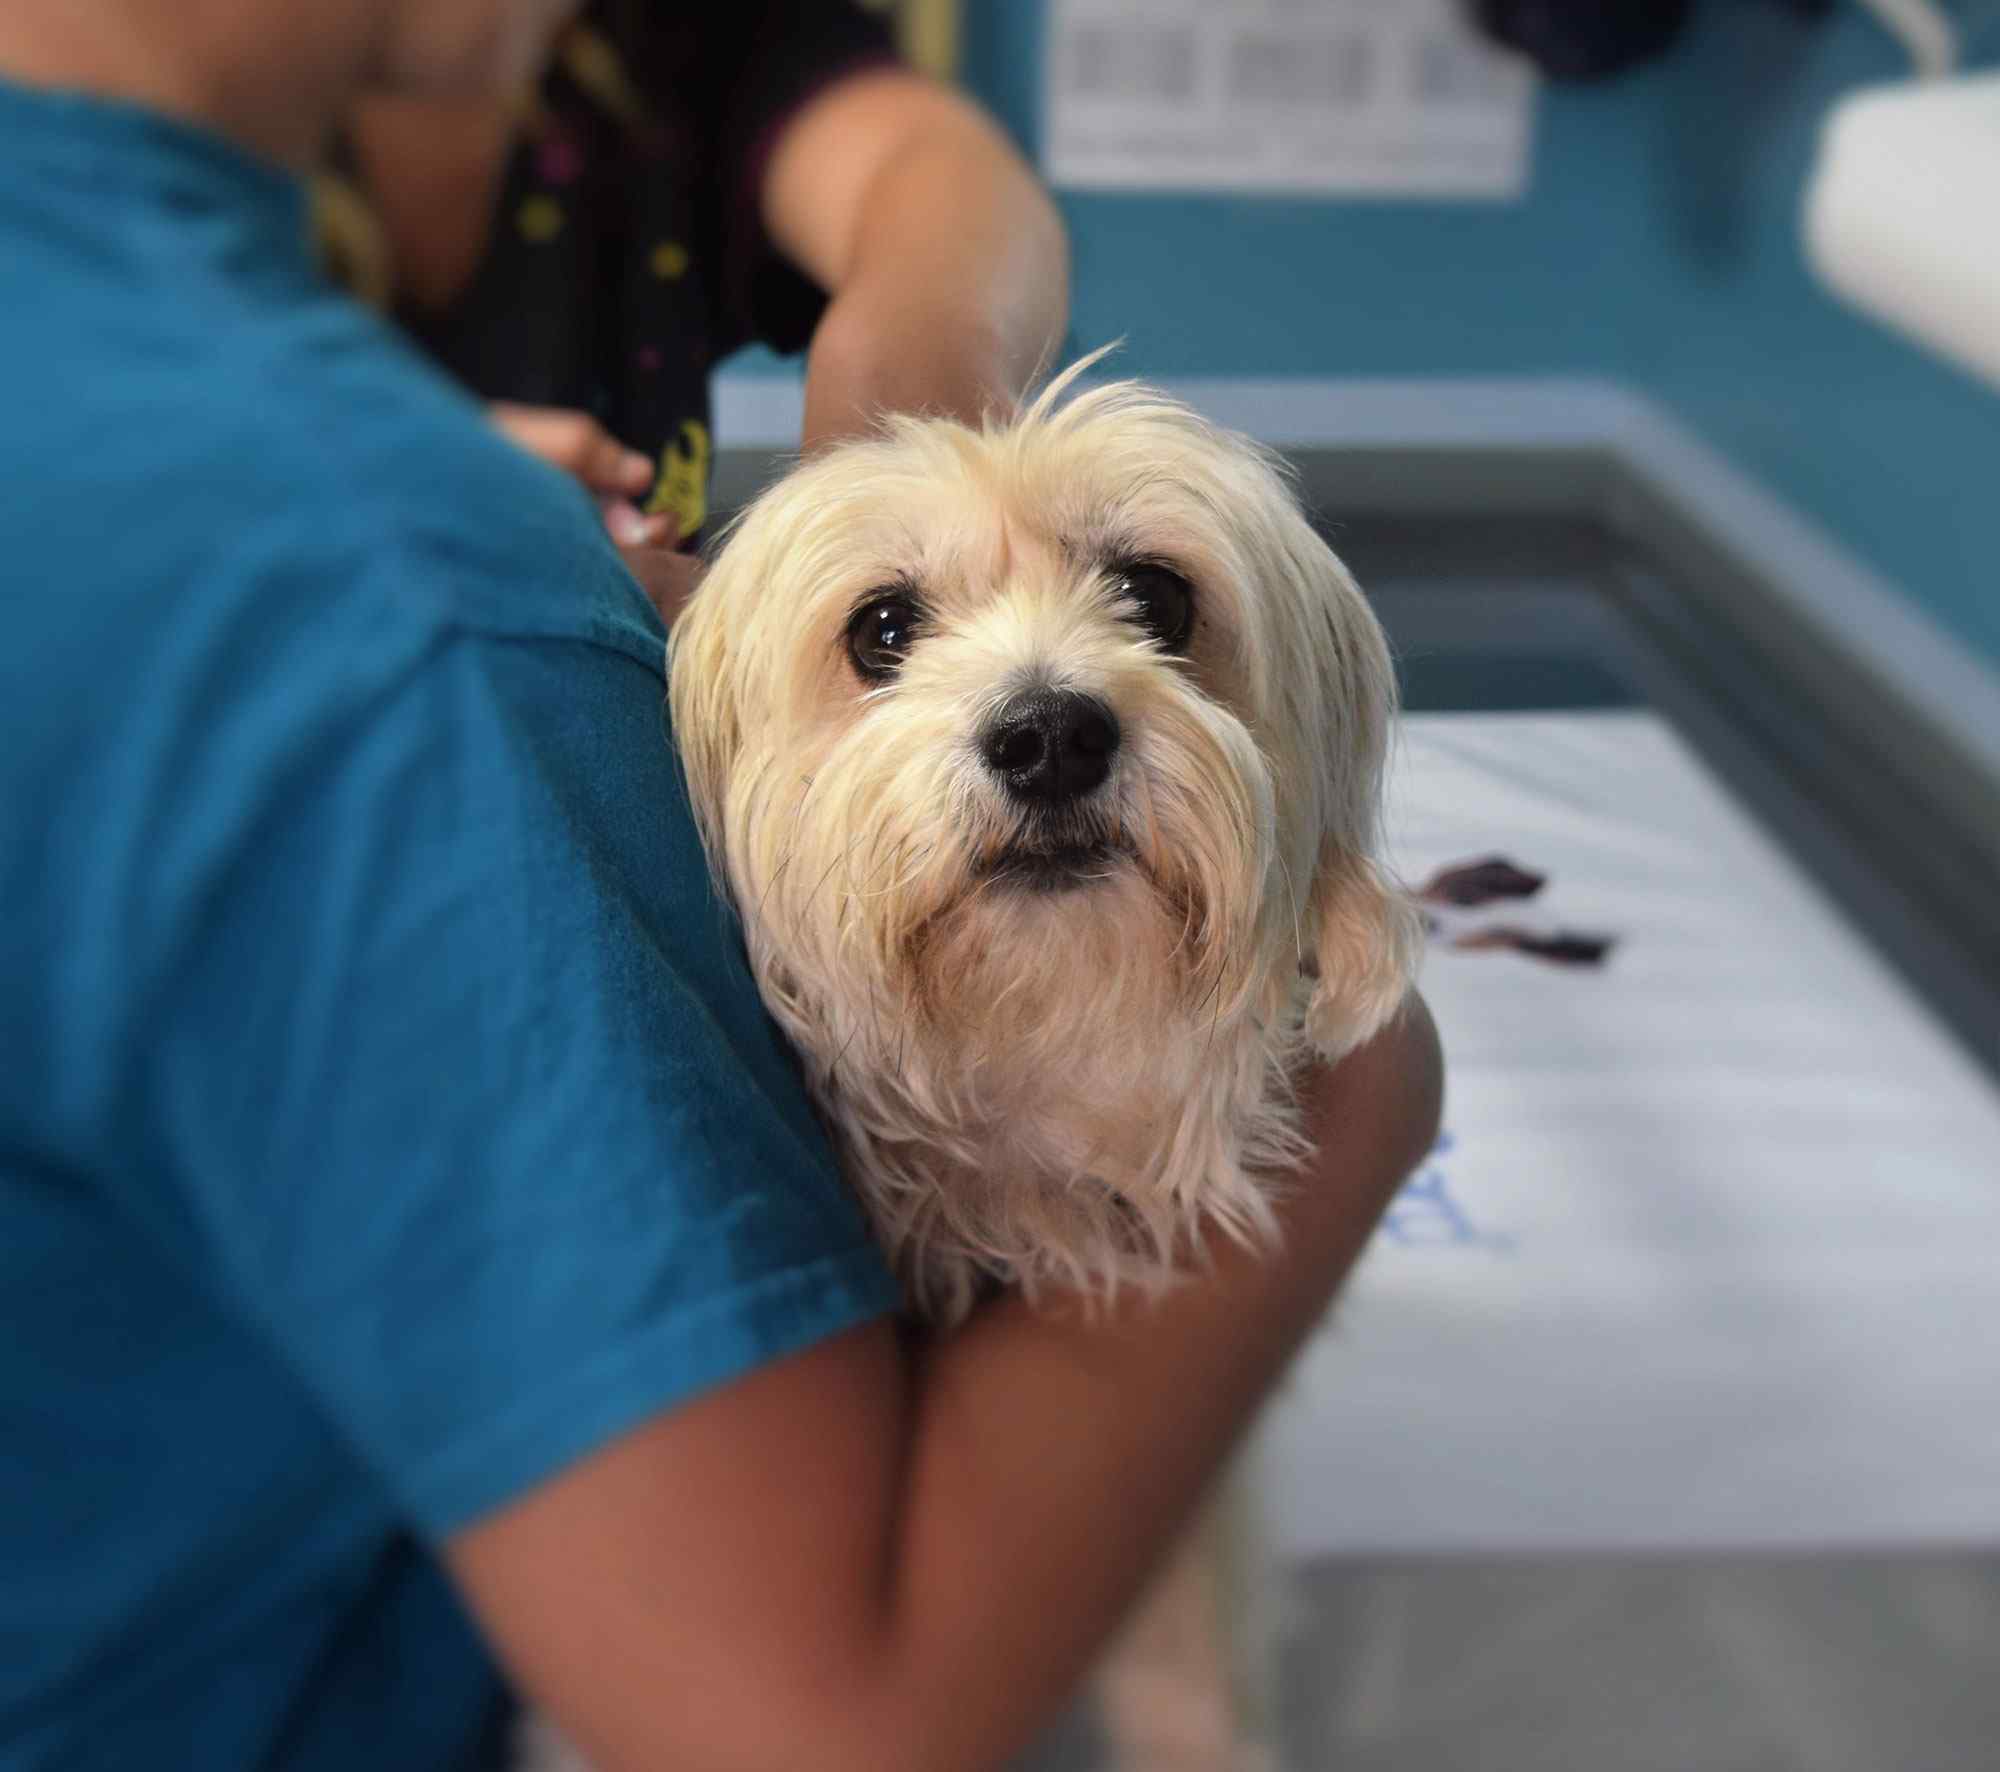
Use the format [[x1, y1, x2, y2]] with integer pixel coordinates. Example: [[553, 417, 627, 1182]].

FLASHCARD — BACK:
[[671, 377, 1417, 1308]]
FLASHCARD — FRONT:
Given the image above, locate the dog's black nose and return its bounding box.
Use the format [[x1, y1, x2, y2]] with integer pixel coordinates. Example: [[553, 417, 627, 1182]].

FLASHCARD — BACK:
[[979, 688, 1120, 804]]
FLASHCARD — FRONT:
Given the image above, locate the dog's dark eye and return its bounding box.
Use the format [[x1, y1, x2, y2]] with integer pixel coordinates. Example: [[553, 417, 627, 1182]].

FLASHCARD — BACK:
[[847, 594, 923, 680], [1111, 564, 1194, 652]]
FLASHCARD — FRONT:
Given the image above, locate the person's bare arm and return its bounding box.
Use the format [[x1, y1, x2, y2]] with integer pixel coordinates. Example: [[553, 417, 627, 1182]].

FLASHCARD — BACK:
[[760, 68, 1069, 454], [446, 997, 1442, 1772]]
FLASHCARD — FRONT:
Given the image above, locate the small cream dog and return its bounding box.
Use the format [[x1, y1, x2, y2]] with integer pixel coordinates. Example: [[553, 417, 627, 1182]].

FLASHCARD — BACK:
[[670, 367, 1419, 1329], [638, 367, 1420, 1767], [494, 367, 1426, 1772], [516, 379, 1419, 1771]]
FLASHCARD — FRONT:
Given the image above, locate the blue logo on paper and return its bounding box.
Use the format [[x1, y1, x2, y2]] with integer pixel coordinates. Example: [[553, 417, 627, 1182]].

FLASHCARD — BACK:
[[1379, 1131, 1510, 1252]]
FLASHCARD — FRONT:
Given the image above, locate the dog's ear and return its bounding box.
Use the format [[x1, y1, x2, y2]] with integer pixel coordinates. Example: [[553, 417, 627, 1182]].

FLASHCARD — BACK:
[[1304, 847, 1424, 1059], [1280, 526, 1423, 1059], [665, 553, 745, 885]]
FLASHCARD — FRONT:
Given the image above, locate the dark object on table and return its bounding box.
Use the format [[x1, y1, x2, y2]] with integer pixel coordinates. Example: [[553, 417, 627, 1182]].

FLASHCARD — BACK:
[[1468, 0, 1694, 81], [1452, 926, 1619, 966], [1419, 857, 1548, 907]]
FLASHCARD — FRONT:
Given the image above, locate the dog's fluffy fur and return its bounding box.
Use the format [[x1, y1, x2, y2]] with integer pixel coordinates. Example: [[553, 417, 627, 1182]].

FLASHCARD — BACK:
[[670, 366, 1420, 1322]]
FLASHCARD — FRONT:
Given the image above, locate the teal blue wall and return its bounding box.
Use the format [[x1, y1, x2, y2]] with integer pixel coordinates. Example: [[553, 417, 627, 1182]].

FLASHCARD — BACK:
[[950, 2, 2000, 666]]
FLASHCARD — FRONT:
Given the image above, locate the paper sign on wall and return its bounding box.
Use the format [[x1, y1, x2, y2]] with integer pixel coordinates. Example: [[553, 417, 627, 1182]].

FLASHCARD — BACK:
[[1042, 0, 1537, 198]]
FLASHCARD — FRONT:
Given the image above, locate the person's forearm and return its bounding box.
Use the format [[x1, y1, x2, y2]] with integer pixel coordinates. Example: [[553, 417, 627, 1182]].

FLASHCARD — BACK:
[[763, 72, 1068, 453], [800, 128, 1066, 449], [850, 998, 1443, 1771], [448, 1003, 1439, 1772]]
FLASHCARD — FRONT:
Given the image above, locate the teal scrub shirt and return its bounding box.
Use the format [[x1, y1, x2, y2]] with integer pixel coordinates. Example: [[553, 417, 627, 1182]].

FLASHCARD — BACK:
[[0, 80, 895, 1772]]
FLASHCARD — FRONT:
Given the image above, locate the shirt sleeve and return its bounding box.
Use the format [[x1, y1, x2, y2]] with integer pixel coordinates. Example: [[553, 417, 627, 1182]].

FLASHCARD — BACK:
[[681, 0, 902, 354], [149, 615, 898, 1537]]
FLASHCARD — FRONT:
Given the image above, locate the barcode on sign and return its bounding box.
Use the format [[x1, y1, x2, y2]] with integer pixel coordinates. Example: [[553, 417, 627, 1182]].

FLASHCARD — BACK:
[[1061, 22, 1198, 102], [1043, 0, 1537, 199], [1228, 31, 1376, 109], [1414, 32, 1516, 104]]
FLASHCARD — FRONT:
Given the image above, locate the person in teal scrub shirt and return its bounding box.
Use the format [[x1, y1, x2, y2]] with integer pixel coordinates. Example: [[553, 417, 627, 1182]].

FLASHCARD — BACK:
[[0, 4, 1442, 1768]]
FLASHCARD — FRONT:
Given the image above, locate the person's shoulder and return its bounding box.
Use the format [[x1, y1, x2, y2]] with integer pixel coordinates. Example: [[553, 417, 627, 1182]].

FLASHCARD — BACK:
[[2, 270, 672, 923], [6, 261, 660, 676], [0, 88, 658, 667], [237, 295, 667, 669]]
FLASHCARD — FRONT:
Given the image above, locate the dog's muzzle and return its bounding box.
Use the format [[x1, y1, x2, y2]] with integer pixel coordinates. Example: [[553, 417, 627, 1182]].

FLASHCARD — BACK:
[[974, 688, 1128, 893], [977, 687, 1119, 807]]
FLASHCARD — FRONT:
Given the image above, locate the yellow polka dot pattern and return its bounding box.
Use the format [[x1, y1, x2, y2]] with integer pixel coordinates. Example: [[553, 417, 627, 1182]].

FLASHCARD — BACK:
[[517, 195, 565, 244], [649, 240, 690, 281]]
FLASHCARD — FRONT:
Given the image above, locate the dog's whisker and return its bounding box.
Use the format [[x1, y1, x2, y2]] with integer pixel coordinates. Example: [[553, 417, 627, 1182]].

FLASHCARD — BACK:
[[758, 845, 798, 919], [1204, 970, 1227, 1065], [757, 781, 823, 920], [793, 826, 876, 949], [1270, 844, 1306, 963], [848, 845, 939, 902], [826, 1007, 868, 1089]]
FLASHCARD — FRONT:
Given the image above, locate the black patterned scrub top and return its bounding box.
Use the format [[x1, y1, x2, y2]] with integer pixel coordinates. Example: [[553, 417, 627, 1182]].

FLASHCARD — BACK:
[[320, 0, 897, 547]]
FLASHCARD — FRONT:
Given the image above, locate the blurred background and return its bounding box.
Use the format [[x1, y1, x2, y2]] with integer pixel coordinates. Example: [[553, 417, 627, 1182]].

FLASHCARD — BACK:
[[716, 5, 2000, 1769], [732, 0, 2000, 666]]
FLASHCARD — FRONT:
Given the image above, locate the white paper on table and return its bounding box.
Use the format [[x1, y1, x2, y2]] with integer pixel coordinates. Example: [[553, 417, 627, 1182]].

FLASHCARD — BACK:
[[1041, 0, 1537, 198], [1258, 711, 2000, 1556]]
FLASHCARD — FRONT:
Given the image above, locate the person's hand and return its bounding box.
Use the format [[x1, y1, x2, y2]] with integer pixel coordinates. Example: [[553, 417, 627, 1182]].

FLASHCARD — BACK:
[[487, 403, 700, 625], [488, 403, 676, 550]]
